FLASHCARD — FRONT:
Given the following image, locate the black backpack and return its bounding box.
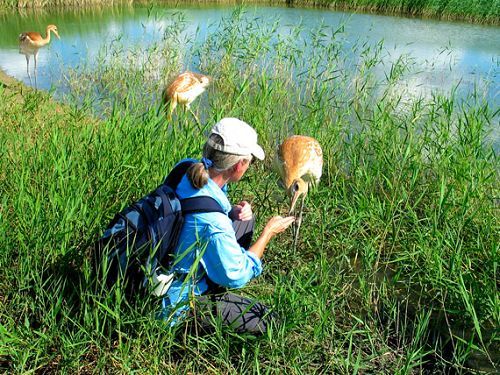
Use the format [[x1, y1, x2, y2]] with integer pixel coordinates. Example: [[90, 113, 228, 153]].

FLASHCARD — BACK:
[[94, 160, 224, 296]]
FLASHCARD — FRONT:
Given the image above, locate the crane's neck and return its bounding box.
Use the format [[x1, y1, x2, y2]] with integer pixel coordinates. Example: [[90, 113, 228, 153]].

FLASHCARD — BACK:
[[288, 177, 308, 213], [43, 27, 54, 44], [284, 175, 296, 191]]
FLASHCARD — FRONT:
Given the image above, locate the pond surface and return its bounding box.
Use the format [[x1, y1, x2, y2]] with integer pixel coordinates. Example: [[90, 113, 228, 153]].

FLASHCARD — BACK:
[[0, 4, 498, 113]]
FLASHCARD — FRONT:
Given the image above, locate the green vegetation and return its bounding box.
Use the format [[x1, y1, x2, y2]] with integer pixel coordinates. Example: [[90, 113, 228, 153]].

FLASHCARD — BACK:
[[0, 0, 498, 24], [1, 8, 498, 373], [0, 0, 125, 8], [303, 0, 500, 24]]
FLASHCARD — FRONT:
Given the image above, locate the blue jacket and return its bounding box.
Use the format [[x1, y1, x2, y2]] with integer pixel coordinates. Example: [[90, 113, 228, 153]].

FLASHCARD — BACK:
[[160, 159, 263, 324]]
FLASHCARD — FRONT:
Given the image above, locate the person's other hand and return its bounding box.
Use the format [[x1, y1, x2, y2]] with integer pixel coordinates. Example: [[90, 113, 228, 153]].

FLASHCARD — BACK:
[[231, 201, 253, 221], [264, 216, 295, 237]]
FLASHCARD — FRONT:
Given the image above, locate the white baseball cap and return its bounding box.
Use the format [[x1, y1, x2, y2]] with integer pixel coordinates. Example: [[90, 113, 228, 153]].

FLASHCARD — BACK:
[[207, 118, 265, 160]]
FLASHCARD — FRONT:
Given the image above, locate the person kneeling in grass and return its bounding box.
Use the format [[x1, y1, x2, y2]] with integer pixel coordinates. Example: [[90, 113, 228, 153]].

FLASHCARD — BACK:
[[160, 117, 294, 334]]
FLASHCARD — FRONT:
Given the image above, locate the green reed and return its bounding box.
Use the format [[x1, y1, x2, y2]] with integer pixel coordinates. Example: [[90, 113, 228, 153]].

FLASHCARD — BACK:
[[0, 0, 128, 8], [0, 0, 498, 25], [304, 0, 500, 24], [1, 7, 498, 373]]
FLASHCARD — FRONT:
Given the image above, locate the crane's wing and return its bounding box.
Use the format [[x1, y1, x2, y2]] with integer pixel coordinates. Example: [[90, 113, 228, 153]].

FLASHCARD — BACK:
[[272, 143, 286, 186], [301, 140, 323, 185], [19, 32, 42, 43], [166, 73, 203, 100]]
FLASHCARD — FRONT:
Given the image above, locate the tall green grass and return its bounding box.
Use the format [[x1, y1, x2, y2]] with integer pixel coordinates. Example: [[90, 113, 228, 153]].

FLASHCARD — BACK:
[[0, 0, 498, 24], [1, 7, 498, 373], [304, 0, 500, 24], [0, 0, 129, 8]]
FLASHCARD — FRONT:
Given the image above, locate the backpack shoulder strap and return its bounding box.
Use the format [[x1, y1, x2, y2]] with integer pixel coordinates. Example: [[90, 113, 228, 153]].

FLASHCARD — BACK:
[[164, 160, 226, 215], [181, 196, 225, 215], [164, 160, 195, 189]]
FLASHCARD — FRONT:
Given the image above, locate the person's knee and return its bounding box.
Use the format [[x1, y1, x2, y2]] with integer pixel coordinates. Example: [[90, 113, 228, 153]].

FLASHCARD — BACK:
[[233, 218, 255, 250], [219, 293, 274, 334]]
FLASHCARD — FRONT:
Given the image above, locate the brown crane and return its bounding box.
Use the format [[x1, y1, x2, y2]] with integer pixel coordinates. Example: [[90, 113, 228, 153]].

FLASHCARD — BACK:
[[274, 135, 323, 249], [162, 71, 210, 128], [19, 24, 60, 85]]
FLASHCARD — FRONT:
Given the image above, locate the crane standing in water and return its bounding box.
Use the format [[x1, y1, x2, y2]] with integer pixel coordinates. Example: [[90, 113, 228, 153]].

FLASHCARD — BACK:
[[18, 24, 60, 86], [163, 71, 211, 129], [274, 135, 323, 250]]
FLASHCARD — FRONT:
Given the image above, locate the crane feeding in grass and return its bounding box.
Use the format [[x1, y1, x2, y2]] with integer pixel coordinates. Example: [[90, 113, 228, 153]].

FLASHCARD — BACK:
[[163, 71, 211, 129], [18, 24, 60, 85], [274, 135, 323, 250]]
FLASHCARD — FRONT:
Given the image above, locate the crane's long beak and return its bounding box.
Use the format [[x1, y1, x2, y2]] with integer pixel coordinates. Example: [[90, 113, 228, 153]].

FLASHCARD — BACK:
[[54, 31, 60, 39], [289, 190, 301, 215]]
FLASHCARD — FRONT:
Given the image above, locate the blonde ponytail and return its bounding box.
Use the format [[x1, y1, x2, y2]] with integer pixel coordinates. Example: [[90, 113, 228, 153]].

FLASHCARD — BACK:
[[187, 162, 209, 189]]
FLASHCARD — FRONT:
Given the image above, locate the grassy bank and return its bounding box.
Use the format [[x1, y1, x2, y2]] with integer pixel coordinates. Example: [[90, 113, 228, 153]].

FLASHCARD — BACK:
[[1, 8, 499, 374], [0, 0, 499, 25], [298, 0, 500, 24], [0, 0, 127, 7]]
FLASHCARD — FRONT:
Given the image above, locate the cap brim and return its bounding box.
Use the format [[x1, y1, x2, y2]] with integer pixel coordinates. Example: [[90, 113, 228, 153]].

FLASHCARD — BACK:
[[252, 144, 265, 160]]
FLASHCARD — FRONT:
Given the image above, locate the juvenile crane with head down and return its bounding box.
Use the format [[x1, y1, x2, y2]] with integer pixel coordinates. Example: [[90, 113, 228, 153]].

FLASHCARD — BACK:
[[163, 71, 211, 128], [274, 135, 323, 249]]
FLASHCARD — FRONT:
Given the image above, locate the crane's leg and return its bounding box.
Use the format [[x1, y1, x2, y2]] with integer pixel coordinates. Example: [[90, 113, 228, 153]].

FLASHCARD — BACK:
[[288, 201, 297, 248], [292, 195, 306, 251], [165, 100, 177, 138], [25, 55, 32, 85], [188, 107, 203, 131], [25, 55, 29, 76], [33, 52, 38, 89], [167, 100, 177, 122]]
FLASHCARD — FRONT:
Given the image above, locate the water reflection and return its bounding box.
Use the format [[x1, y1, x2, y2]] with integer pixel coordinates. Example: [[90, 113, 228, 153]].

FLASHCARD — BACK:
[[0, 4, 498, 105]]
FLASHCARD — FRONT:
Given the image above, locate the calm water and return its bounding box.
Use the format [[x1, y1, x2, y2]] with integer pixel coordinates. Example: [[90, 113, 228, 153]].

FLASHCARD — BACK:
[[0, 5, 498, 110]]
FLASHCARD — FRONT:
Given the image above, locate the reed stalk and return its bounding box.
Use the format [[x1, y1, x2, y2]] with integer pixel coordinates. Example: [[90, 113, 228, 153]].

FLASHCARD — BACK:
[[0, 0, 498, 25]]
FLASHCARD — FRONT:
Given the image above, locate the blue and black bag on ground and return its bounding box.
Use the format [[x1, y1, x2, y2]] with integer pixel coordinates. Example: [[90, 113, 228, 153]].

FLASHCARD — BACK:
[[95, 160, 224, 296]]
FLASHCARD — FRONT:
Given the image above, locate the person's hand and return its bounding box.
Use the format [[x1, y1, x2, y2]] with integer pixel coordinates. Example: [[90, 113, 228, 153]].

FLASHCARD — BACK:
[[230, 201, 253, 221], [248, 215, 296, 259], [263, 216, 295, 238]]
